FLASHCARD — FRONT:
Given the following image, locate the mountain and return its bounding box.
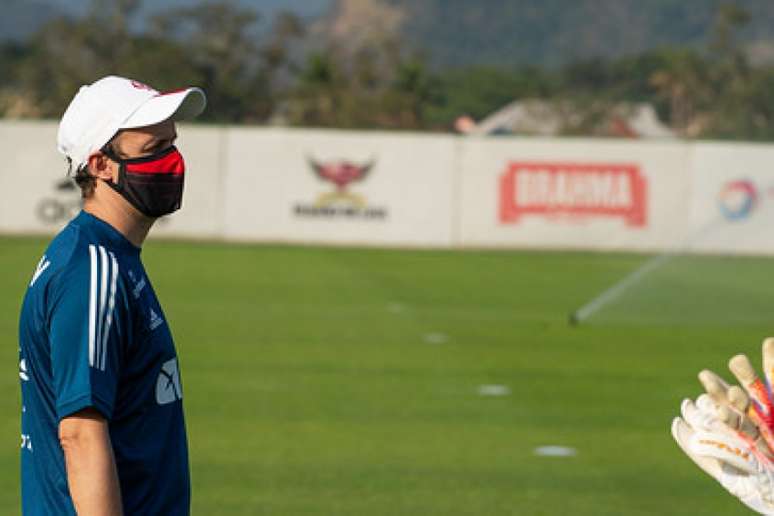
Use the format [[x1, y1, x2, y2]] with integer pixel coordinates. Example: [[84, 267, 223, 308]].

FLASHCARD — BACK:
[[7, 0, 774, 68], [1, 0, 65, 42], [330, 0, 774, 67]]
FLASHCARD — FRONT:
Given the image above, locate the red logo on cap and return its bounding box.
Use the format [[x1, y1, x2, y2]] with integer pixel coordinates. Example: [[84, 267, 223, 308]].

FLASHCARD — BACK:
[[160, 88, 187, 96], [130, 80, 154, 91]]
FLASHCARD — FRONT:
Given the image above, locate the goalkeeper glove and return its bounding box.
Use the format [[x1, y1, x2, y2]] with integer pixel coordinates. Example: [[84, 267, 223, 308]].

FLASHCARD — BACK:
[[699, 338, 774, 455], [672, 394, 774, 514]]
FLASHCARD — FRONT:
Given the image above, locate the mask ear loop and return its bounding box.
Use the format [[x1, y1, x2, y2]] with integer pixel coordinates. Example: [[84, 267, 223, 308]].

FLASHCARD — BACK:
[[99, 144, 127, 191], [100, 143, 121, 162]]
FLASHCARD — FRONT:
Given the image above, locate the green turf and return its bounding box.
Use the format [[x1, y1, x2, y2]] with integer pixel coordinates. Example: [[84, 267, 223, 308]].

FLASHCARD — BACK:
[[1, 235, 771, 514]]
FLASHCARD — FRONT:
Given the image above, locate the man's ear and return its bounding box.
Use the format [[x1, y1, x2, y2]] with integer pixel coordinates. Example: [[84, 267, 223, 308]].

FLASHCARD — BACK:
[[86, 152, 115, 181]]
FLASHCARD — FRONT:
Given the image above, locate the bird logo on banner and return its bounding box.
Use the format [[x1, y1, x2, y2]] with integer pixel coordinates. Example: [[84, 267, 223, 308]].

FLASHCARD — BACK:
[[307, 156, 375, 208]]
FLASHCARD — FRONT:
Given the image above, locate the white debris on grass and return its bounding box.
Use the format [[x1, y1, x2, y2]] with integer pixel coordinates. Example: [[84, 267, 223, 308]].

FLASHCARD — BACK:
[[477, 384, 511, 396], [423, 332, 448, 344], [534, 446, 577, 457], [387, 302, 405, 314]]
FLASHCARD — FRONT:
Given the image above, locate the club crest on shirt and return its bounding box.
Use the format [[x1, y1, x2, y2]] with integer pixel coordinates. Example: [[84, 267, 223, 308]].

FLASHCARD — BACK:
[[155, 358, 182, 405]]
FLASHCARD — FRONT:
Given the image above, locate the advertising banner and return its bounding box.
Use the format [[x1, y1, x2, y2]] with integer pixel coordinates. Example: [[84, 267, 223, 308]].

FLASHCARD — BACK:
[[0, 121, 74, 235], [221, 128, 456, 247], [498, 161, 647, 227], [0, 122, 221, 240], [8, 121, 774, 256], [688, 142, 774, 255], [457, 137, 691, 251]]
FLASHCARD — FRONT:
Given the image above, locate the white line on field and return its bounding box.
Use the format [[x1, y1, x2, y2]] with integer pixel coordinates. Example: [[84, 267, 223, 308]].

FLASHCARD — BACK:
[[477, 384, 511, 396], [534, 445, 577, 457]]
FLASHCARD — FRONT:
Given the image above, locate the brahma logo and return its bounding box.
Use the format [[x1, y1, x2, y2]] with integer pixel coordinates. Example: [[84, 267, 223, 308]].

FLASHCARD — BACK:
[[717, 180, 757, 221], [499, 161, 647, 227], [294, 156, 387, 220]]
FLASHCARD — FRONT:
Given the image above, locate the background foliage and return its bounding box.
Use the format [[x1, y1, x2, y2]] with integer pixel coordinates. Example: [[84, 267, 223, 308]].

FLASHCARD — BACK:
[[2, 0, 774, 139]]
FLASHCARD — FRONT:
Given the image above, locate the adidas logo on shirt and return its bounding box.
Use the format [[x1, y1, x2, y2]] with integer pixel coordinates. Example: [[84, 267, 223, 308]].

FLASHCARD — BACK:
[[29, 255, 50, 287], [149, 308, 164, 331], [127, 270, 146, 299]]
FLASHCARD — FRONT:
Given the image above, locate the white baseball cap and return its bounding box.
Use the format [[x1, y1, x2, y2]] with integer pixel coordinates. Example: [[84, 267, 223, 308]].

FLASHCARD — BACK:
[[57, 75, 207, 172]]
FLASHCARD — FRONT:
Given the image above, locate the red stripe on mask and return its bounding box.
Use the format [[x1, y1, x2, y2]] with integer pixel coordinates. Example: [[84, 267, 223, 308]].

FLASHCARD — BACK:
[[125, 149, 185, 176]]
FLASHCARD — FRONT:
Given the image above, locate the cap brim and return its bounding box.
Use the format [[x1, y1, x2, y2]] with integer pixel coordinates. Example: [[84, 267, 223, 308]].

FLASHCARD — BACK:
[[121, 87, 206, 129]]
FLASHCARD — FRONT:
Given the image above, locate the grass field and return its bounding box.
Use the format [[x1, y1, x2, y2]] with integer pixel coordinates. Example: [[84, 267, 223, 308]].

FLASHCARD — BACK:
[[1, 236, 772, 514]]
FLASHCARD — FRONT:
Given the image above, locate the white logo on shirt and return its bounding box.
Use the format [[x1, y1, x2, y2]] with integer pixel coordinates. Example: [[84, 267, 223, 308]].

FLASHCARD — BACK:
[[19, 359, 29, 381], [149, 308, 164, 331], [20, 433, 32, 452], [156, 358, 183, 405], [29, 255, 50, 287]]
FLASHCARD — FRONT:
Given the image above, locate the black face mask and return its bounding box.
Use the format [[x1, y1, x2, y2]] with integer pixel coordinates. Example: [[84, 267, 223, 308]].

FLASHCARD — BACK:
[[101, 145, 186, 218]]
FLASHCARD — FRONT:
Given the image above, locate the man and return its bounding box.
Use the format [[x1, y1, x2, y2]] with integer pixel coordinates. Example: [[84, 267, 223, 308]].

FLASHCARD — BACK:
[[18, 75, 206, 515]]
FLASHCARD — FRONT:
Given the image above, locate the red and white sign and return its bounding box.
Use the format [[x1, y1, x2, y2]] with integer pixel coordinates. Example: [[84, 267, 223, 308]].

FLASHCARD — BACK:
[[499, 161, 647, 227], [458, 138, 688, 251]]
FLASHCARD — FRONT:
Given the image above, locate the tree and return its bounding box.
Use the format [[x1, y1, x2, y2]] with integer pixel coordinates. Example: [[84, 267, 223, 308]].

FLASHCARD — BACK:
[[649, 49, 713, 136], [6, 0, 202, 119], [286, 52, 342, 127], [150, 1, 271, 122]]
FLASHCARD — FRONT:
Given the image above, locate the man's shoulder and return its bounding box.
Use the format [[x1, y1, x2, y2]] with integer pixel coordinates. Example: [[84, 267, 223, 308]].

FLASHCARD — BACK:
[[27, 216, 133, 315], [21, 222, 91, 314], [42, 222, 90, 281], [36, 218, 114, 289]]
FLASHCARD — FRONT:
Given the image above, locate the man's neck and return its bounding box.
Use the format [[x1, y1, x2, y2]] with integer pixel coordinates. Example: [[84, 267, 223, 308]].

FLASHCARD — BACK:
[[83, 185, 154, 248]]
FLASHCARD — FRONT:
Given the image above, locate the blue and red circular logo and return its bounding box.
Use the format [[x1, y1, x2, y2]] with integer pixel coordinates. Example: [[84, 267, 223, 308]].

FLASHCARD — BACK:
[[718, 180, 758, 221]]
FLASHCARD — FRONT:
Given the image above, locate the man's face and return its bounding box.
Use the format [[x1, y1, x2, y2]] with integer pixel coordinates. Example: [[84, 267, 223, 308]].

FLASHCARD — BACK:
[[105, 120, 178, 181], [85, 120, 179, 193], [89, 119, 184, 218]]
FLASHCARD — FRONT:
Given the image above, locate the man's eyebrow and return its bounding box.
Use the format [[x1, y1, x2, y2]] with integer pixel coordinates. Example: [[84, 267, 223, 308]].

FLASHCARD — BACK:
[[143, 133, 177, 149]]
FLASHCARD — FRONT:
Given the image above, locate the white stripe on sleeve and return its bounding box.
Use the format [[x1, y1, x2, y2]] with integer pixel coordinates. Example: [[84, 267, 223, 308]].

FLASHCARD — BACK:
[[97, 246, 109, 369], [100, 252, 119, 371], [88, 245, 97, 367]]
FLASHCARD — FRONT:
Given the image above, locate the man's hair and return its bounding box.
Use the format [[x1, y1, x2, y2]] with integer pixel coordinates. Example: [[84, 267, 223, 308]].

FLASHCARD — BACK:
[[73, 164, 96, 199], [72, 134, 120, 198]]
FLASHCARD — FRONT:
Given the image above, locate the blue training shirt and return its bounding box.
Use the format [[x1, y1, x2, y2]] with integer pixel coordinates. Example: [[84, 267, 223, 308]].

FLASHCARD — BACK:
[[19, 211, 190, 515]]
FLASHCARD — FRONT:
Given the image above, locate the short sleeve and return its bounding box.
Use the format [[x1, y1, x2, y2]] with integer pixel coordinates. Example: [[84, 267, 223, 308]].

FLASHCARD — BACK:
[[49, 244, 126, 421]]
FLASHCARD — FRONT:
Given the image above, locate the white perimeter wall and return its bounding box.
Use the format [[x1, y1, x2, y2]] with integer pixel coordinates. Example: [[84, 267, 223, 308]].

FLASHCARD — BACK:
[[1, 120, 772, 255]]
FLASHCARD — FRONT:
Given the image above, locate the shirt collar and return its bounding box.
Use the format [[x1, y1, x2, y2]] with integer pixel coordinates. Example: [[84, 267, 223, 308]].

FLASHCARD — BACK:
[[74, 210, 141, 255]]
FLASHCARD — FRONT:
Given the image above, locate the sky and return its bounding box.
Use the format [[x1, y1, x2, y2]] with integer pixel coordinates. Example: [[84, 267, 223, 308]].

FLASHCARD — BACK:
[[46, 0, 332, 17], [3, 0, 333, 41]]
